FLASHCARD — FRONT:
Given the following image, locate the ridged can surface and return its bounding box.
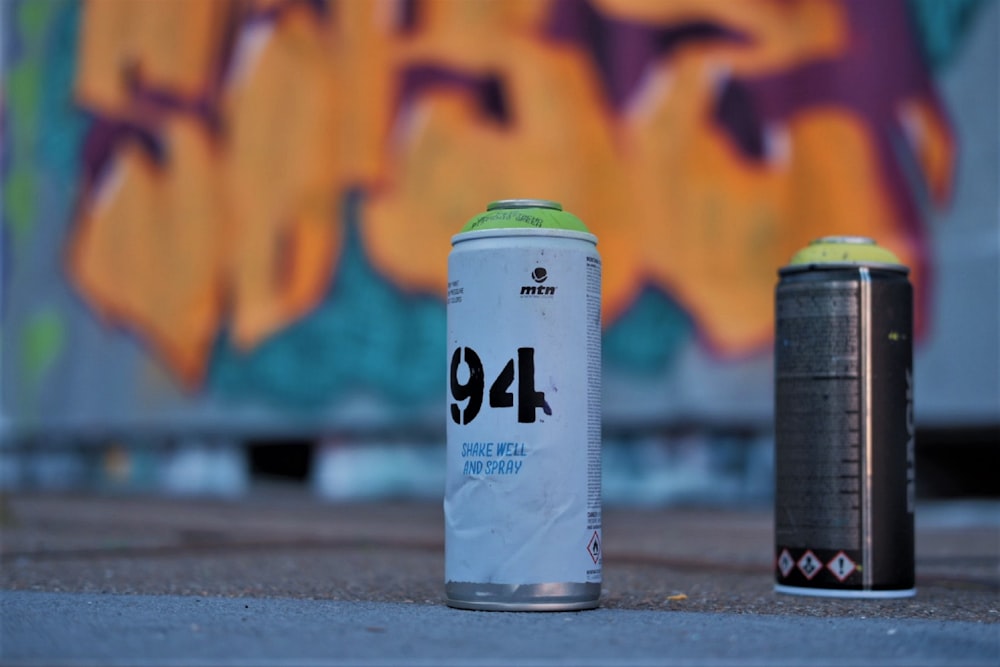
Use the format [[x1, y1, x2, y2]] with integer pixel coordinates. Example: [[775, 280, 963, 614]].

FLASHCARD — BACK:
[[774, 236, 915, 598], [445, 199, 602, 611]]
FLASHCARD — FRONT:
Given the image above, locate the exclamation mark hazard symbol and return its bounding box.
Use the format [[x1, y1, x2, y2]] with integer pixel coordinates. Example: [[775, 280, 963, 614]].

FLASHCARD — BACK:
[[587, 531, 601, 564], [827, 551, 857, 582]]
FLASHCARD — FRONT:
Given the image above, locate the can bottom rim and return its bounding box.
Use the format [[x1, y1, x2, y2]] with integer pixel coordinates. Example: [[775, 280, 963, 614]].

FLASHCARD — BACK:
[[445, 581, 601, 611], [774, 584, 916, 599], [445, 598, 600, 612]]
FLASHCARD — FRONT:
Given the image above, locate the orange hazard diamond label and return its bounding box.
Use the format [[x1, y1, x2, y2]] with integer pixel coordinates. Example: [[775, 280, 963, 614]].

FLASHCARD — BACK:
[[587, 531, 601, 564]]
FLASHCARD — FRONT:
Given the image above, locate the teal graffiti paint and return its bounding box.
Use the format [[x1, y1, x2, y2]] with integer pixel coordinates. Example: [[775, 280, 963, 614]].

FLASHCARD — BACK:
[[209, 195, 445, 409]]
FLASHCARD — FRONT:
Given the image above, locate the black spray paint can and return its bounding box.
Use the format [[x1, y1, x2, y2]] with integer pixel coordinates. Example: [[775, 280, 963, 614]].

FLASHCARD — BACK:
[[774, 236, 915, 598]]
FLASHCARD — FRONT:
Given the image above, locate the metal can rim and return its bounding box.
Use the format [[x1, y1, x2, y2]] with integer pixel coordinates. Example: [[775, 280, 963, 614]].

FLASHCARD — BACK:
[[487, 199, 563, 211], [451, 227, 598, 246], [779, 262, 910, 275]]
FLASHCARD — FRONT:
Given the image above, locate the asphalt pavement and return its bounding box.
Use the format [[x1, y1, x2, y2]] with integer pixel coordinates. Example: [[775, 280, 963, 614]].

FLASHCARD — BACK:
[[1, 492, 997, 666]]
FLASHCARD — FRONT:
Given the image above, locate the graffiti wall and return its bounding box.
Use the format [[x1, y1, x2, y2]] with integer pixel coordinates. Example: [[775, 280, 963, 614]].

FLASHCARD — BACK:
[[2, 0, 997, 488]]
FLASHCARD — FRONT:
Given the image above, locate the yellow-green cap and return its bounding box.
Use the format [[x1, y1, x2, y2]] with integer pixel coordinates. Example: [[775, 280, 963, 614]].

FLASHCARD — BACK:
[[784, 236, 907, 273], [458, 199, 591, 234]]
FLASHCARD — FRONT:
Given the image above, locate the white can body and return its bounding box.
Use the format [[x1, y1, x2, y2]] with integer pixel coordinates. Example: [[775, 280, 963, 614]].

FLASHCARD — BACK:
[[445, 228, 602, 610]]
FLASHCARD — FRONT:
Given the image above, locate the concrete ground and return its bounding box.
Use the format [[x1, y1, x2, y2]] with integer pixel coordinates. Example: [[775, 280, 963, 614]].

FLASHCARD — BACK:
[[1, 492, 997, 666]]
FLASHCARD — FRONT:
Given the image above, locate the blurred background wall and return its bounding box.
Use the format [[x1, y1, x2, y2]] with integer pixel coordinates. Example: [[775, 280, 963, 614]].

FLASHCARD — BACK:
[[2, 0, 997, 502]]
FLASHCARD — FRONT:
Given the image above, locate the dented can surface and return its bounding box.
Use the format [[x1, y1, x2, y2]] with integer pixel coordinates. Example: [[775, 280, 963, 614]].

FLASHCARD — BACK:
[[445, 199, 602, 611], [774, 236, 915, 598]]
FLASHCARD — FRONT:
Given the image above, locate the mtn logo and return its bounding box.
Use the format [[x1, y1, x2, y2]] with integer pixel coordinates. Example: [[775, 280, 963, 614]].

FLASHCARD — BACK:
[[521, 267, 556, 296]]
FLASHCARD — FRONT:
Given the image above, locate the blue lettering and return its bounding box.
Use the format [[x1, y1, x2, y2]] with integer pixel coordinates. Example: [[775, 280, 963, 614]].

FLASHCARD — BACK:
[[484, 460, 523, 475], [461, 442, 493, 457], [495, 442, 526, 457]]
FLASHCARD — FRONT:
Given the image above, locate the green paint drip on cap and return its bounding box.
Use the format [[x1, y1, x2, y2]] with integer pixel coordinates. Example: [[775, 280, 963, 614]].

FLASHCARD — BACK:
[[460, 199, 591, 233], [788, 236, 904, 267]]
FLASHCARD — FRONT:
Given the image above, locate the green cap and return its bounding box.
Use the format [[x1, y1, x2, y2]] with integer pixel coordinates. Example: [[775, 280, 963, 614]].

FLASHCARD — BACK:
[[784, 236, 907, 273], [458, 199, 591, 234]]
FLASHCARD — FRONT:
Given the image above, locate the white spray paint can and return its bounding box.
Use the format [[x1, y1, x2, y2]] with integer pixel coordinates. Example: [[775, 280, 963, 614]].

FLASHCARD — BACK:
[[445, 199, 602, 611]]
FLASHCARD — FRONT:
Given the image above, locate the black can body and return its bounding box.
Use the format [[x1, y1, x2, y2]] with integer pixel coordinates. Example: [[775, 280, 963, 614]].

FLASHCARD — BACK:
[[774, 261, 915, 597]]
